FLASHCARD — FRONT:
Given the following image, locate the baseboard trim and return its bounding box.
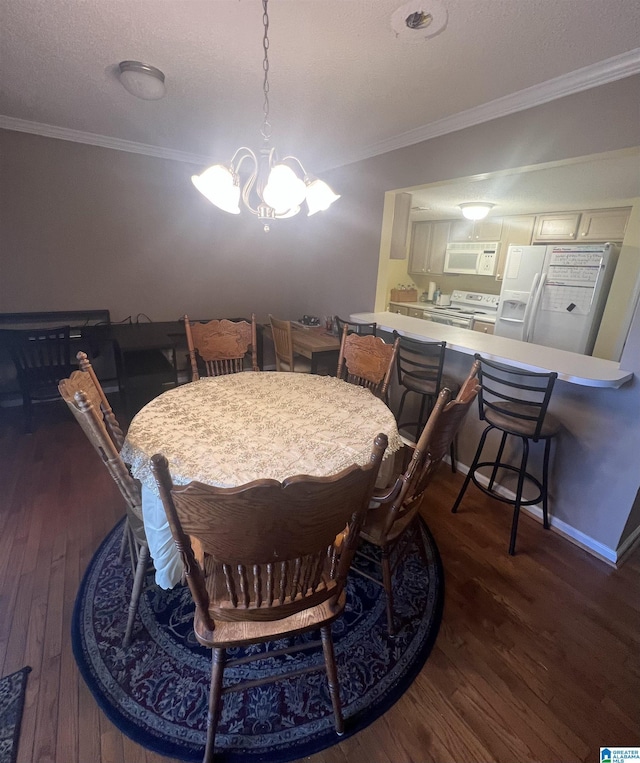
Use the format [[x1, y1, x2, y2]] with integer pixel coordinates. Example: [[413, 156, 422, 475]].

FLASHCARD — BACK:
[[452, 459, 622, 567], [616, 523, 640, 566]]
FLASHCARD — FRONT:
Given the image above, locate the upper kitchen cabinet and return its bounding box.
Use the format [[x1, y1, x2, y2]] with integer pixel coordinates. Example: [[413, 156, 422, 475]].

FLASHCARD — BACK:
[[576, 207, 630, 242], [408, 221, 450, 275], [495, 215, 536, 281], [389, 192, 412, 259], [532, 212, 581, 241], [449, 218, 503, 242]]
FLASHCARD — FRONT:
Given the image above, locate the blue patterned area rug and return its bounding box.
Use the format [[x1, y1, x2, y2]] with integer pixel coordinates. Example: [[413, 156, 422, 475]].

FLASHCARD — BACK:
[[0, 666, 31, 763], [72, 518, 444, 762]]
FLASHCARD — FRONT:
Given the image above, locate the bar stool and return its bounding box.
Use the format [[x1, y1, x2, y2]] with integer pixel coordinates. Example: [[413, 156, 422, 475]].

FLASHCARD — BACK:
[[334, 316, 377, 336], [451, 354, 560, 555], [393, 332, 460, 470]]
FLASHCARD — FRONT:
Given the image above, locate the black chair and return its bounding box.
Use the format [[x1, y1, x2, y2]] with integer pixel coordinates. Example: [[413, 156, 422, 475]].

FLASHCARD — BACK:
[[451, 353, 560, 555], [5, 325, 74, 433], [334, 316, 377, 337], [393, 332, 460, 470]]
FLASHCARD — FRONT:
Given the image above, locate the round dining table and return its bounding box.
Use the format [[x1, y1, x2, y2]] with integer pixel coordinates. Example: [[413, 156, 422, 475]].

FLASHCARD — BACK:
[[120, 372, 403, 588]]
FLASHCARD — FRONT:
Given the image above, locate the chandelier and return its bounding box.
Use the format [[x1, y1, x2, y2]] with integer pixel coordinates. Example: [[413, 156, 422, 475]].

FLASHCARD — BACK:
[[191, 0, 340, 231]]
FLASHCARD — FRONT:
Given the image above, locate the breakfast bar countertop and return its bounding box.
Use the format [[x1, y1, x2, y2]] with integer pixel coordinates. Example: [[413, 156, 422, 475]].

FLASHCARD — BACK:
[[350, 311, 633, 388]]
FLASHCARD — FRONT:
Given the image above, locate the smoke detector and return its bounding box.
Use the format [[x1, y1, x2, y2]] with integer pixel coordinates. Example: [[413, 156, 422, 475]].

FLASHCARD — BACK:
[[391, 0, 448, 42]]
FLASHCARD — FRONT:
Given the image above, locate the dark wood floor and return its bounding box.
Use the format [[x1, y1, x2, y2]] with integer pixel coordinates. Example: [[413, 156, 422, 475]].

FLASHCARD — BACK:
[[1, 403, 638, 763]]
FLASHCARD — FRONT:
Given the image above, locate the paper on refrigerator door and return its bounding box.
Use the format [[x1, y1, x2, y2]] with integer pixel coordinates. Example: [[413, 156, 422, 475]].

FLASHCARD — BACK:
[[540, 284, 596, 315]]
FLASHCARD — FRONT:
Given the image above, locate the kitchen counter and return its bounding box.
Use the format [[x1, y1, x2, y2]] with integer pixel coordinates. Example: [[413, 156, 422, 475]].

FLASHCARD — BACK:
[[350, 311, 633, 388], [388, 300, 430, 310]]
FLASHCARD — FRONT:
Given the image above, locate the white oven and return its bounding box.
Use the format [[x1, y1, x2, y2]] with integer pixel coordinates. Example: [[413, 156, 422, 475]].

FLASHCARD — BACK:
[[422, 310, 474, 329], [420, 290, 500, 330]]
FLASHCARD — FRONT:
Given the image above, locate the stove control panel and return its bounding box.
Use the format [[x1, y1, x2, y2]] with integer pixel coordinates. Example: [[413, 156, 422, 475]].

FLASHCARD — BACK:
[[450, 290, 500, 312]]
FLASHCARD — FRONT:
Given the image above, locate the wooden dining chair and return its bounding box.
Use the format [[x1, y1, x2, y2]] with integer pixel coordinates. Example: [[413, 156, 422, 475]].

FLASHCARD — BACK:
[[184, 314, 259, 381], [268, 314, 312, 372], [355, 361, 480, 635], [59, 367, 150, 647], [151, 432, 388, 763], [336, 325, 399, 400]]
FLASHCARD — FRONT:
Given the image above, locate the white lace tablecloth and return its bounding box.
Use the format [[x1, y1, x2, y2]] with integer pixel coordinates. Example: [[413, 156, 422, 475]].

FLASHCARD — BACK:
[[121, 372, 402, 588]]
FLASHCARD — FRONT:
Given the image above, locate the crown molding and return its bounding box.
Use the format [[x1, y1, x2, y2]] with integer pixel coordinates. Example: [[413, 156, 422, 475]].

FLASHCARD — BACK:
[[1, 48, 639, 170], [0, 115, 212, 167], [324, 48, 640, 170]]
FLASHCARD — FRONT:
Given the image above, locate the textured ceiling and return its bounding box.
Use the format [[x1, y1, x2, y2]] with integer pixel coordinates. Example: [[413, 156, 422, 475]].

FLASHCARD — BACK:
[[1, 0, 640, 173]]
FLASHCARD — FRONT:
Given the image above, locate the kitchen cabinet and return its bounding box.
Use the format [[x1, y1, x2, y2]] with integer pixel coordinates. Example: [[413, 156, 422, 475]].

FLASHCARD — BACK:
[[532, 212, 581, 242], [389, 304, 409, 315], [408, 221, 450, 275], [389, 192, 411, 259], [408, 307, 426, 318], [576, 207, 630, 241], [449, 218, 503, 242], [495, 214, 536, 281], [472, 320, 495, 335]]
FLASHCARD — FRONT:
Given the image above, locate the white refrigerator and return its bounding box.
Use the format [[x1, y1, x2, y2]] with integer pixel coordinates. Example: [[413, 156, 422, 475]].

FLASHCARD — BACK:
[[494, 243, 619, 355]]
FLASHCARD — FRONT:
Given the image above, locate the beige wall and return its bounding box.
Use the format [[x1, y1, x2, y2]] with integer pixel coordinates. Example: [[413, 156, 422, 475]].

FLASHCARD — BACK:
[[1, 75, 640, 553], [0, 132, 310, 322]]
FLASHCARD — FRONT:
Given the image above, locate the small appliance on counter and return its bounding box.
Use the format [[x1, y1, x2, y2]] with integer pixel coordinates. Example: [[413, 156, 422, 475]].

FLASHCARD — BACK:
[[435, 293, 451, 307], [390, 287, 418, 303]]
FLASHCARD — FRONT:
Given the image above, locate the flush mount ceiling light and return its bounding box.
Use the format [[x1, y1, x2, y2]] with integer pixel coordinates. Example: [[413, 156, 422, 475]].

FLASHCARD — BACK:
[[458, 202, 495, 221], [191, 0, 340, 231], [391, 0, 448, 42], [118, 61, 166, 100]]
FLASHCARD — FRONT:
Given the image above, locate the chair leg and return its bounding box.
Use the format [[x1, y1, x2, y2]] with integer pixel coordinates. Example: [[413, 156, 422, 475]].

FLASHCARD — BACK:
[[412, 519, 429, 569], [396, 389, 410, 430], [203, 648, 226, 763], [489, 431, 508, 492], [123, 542, 150, 647], [381, 547, 396, 636], [449, 440, 456, 474], [508, 437, 529, 556], [452, 425, 490, 513], [541, 437, 552, 530], [416, 394, 428, 438], [320, 625, 344, 735], [22, 394, 33, 434], [118, 518, 130, 564]]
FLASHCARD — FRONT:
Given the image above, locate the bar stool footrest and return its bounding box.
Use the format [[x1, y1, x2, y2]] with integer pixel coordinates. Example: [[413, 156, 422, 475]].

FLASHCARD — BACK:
[[470, 461, 544, 507]]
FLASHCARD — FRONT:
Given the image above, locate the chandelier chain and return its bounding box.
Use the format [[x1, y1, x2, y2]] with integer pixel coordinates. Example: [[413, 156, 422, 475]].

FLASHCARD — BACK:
[[260, 0, 272, 142]]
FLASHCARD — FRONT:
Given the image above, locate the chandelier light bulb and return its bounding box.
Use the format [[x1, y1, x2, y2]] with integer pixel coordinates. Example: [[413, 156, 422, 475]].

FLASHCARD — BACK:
[[263, 164, 307, 213], [191, 165, 241, 214], [306, 178, 341, 216], [458, 202, 495, 221]]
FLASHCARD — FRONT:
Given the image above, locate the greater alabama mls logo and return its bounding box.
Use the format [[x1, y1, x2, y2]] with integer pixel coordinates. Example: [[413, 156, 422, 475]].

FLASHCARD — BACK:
[[601, 750, 612, 763]]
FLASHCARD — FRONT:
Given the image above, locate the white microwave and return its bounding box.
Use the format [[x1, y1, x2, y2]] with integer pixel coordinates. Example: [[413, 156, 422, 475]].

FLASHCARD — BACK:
[[443, 241, 500, 275]]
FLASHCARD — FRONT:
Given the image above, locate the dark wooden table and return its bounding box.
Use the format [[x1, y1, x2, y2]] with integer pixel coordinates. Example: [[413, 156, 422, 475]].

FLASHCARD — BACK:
[[262, 324, 341, 374]]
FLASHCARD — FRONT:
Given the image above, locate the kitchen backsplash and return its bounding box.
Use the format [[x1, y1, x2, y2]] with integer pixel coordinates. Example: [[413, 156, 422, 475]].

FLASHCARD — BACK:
[[411, 273, 501, 297]]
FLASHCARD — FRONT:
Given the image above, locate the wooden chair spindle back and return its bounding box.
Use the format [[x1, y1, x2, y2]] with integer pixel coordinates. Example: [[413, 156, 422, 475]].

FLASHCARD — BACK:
[[151, 433, 388, 630], [380, 361, 480, 537], [268, 315, 295, 372], [184, 314, 259, 381], [336, 326, 399, 399], [58, 383, 142, 523]]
